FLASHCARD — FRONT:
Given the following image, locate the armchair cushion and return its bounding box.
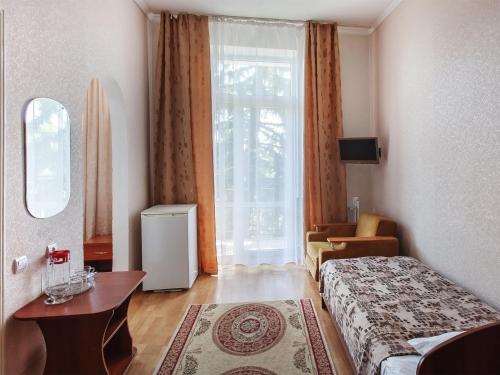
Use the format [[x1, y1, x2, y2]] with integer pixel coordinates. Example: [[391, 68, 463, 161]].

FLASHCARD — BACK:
[[355, 213, 397, 237], [306, 241, 331, 260], [355, 213, 381, 237], [305, 241, 330, 281]]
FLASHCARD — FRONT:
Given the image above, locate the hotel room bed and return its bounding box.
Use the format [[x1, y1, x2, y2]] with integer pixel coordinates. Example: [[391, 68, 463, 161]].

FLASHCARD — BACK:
[[319, 256, 500, 375]]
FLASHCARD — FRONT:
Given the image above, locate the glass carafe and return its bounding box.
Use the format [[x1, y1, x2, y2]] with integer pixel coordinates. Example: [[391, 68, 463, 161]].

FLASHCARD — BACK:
[[44, 249, 73, 305]]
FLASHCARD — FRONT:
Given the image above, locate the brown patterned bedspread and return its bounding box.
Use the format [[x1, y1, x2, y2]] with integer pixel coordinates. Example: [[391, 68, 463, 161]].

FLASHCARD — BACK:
[[320, 256, 500, 375]]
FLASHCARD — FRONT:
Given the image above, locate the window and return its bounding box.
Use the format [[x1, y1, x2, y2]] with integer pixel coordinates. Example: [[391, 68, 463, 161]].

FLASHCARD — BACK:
[[210, 18, 305, 266]]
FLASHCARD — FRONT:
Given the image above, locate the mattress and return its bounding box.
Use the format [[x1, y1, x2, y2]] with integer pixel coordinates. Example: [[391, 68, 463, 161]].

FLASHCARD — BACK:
[[320, 256, 500, 375]]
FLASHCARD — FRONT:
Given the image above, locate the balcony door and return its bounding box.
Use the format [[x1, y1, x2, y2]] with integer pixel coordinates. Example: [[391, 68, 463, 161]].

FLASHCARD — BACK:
[[210, 18, 305, 267]]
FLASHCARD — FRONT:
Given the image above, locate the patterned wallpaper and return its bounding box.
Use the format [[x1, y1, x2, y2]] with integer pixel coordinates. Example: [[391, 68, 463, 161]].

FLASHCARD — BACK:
[[372, 0, 500, 309], [2, 1, 149, 374], [3, 3, 86, 373]]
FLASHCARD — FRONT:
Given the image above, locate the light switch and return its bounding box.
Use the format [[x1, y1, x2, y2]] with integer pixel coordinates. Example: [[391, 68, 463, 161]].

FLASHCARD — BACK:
[[14, 256, 28, 274]]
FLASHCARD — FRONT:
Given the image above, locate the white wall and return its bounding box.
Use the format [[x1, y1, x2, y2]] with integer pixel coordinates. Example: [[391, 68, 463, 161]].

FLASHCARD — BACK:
[[372, 0, 500, 309], [339, 32, 373, 214], [1, 1, 149, 374]]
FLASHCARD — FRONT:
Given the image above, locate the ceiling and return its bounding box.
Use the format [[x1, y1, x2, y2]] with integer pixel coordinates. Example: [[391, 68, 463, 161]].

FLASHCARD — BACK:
[[139, 0, 398, 28]]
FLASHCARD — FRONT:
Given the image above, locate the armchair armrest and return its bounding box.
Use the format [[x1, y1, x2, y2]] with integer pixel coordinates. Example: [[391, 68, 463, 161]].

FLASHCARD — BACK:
[[312, 223, 356, 237], [306, 231, 329, 242], [319, 236, 399, 265]]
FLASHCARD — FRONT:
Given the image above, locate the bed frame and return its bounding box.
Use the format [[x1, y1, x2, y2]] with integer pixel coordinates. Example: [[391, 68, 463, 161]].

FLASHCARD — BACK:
[[417, 320, 500, 374], [321, 296, 500, 375]]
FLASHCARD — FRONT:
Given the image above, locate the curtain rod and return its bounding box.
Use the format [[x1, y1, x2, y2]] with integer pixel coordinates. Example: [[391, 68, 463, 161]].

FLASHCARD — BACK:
[[160, 12, 338, 27], [211, 15, 307, 27]]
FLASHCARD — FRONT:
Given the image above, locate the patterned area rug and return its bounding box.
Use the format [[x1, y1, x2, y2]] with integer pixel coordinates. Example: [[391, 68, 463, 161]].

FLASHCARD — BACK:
[[155, 299, 335, 375]]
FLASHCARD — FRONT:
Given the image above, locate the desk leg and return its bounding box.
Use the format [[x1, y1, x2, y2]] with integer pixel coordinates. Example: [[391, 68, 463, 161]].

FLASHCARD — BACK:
[[38, 311, 113, 375]]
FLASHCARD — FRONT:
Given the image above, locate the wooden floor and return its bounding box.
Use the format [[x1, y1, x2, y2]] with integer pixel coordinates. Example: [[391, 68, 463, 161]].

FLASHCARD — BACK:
[[127, 264, 353, 375]]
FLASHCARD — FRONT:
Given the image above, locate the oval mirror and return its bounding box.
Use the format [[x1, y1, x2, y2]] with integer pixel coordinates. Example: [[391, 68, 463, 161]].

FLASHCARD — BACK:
[[25, 98, 71, 218]]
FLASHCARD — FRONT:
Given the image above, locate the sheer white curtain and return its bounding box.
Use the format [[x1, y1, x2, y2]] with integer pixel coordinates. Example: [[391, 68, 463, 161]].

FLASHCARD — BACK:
[[209, 17, 305, 267]]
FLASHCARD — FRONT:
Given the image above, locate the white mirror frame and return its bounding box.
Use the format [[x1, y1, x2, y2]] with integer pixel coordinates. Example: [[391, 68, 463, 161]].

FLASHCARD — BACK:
[[25, 97, 71, 218]]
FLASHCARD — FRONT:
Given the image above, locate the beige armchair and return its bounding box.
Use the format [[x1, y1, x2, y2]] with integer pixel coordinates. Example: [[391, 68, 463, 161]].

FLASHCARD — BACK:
[[305, 213, 399, 280]]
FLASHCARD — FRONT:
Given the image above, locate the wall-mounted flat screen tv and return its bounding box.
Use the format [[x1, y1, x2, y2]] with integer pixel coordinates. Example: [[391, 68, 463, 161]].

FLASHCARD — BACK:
[[338, 137, 380, 164]]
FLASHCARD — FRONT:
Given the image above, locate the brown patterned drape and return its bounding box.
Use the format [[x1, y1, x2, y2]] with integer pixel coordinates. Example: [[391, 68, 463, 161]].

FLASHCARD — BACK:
[[153, 13, 218, 273], [83, 78, 112, 241], [304, 21, 347, 232]]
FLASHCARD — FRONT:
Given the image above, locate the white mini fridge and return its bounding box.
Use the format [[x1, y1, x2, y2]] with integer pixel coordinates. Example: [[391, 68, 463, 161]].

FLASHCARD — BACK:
[[141, 204, 198, 291]]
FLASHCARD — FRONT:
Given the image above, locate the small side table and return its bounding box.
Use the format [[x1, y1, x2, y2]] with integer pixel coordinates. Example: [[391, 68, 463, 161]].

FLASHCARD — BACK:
[[84, 235, 113, 272], [14, 271, 146, 375]]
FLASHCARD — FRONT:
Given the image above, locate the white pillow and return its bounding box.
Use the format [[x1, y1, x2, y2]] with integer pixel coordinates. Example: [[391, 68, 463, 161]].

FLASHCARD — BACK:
[[381, 355, 421, 375], [408, 331, 464, 355]]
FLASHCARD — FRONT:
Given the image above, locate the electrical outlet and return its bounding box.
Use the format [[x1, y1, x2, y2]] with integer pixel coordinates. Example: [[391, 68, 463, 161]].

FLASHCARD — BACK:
[[14, 256, 28, 274], [46, 242, 57, 257]]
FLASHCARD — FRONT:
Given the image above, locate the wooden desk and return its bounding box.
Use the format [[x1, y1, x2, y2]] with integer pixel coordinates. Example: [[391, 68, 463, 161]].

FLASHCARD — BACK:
[[15, 271, 146, 375]]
